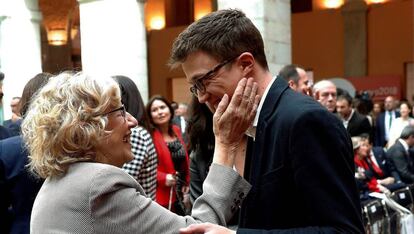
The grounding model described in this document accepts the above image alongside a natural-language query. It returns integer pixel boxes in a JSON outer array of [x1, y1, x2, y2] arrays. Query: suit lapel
[[247, 77, 289, 186]]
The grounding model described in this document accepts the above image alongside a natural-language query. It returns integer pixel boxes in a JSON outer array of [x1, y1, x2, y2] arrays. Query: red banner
[[347, 76, 402, 102]]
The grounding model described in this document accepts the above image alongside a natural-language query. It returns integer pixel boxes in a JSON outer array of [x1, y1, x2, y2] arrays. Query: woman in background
[[388, 102, 414, 148], [186, 96, 214, 204], [113, 75, 157, 200], [146, 95, 190, 215]]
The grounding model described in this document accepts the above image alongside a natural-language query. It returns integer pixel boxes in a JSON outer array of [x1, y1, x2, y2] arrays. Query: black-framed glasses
[[102, 105, 126, 120], [189, 56, 237, 96]]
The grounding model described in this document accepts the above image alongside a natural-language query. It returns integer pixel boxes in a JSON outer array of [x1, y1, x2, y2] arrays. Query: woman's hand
[[377, 177, 395, 185], [212, 78, 259, 167], [165, 173, 177, 187], [179, 223, 235, 234]]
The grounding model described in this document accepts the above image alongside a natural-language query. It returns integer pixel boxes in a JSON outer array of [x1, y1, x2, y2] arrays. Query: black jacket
[[388, 140, 414, 183], [238, 78, 364, 233]]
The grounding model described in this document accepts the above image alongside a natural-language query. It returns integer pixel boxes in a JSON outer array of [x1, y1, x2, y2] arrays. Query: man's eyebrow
[[189, 73, 205, 83]]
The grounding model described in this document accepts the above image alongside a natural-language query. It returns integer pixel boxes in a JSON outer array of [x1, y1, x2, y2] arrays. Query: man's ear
[[288, 80, 296, 89], [237, 52, 254, 75], [313, 91, 319, 100]]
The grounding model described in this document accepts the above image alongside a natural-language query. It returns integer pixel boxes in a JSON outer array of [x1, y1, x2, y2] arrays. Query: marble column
[[78, 0, 149, 101], [217, 0, 291, 75], [341, 0, 368, 77], [0, 0, 43, 120]]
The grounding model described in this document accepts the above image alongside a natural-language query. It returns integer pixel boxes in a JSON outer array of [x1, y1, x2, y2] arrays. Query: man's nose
[[197, 91, 209, 104]]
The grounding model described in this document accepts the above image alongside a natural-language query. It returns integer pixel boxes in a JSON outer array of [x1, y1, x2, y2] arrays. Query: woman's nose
[[126, 112, 138, 128]]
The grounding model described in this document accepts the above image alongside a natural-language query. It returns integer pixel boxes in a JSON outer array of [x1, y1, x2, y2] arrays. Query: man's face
[[296, 68, 311, 95], [182, 51, 242, 113], [10, 98, 20, 115], [316, 85, 337, 112], [384, 96, 395, 111], [336, 99, 352, 119]]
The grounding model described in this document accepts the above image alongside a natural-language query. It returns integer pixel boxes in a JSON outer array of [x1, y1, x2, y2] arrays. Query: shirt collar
[[398, 138, 410, 152], [252, 76, 277, 127], [245, 76, 277, 139]]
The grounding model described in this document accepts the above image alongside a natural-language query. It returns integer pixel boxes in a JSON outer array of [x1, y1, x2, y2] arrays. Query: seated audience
[[353, 134, 404, 196], [22, 72, 255, 233], [388, 125, 414, 184]]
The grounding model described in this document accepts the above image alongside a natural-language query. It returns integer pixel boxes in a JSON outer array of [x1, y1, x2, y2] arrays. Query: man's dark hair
[[279, 64, 299, 84], [400, 125, 414, 140], [337, 91, 353, 106], [20, 72, 53, 117], [0, 72, 4, 81], [169, 9, 268, 70]]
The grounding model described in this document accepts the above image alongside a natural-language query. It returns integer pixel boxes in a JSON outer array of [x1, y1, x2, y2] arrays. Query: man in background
[[278, 64, 311, 96], [375, 96, 400, 147], [336, 92, 372, 137], [3, 97, 22, 136], [313, 80, 337, 113]]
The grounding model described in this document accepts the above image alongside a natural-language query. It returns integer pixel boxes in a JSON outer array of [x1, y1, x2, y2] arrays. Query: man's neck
[[254, 70, 274, 97]]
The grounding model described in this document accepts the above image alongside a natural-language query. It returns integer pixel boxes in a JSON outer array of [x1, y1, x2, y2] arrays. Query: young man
[[170, 9, 364, 233]]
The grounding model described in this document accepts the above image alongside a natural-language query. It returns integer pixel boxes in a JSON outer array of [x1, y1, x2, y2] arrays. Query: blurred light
[[48, 29, 67, 46], [149, 16, 165, 30], [195, 11, 209, 21], [365, 0, 387, 4], [324, 0, 344, 9]]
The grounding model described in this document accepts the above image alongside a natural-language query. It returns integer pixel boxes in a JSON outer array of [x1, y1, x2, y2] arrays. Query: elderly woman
[[23, 72, 257, 233]]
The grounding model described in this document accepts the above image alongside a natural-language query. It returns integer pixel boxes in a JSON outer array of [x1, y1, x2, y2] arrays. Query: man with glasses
[[171, 9, 363, 233]]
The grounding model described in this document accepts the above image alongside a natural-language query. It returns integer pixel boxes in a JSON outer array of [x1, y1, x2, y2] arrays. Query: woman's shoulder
[[68, 163, 141, 192]]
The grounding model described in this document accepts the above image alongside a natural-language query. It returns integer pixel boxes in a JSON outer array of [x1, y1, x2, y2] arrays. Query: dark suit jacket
[[388, 140, 414, 183], [368, 147, 401, 182], [375, 111, 400, 147], [3, 119, 22, 137], [0, 136, 43, 234], [347, 111, 372, 137], [238, 78, 364, 233]]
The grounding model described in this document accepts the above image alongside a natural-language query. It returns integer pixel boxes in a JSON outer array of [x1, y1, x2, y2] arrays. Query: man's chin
[[206, 103, 216, 113]]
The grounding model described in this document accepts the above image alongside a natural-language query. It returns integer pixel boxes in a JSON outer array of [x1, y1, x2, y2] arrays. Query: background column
[[78, 0, 149, 101], [217, 0, 292, 75], [342, 0, 368, 77], [0, 0, 42, 120]]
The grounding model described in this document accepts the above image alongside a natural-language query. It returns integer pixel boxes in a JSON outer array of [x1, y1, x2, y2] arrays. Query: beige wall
[[292, 9, 345, 79], [147, 26, 188, 101], [292, 0, 413, 81], [147, 0, 413, 99]]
